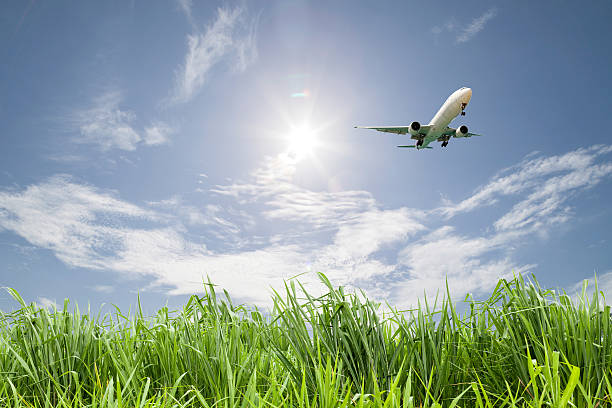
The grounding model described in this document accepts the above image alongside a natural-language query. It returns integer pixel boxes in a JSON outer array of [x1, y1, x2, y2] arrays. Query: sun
[[286, 124, 319, 159]]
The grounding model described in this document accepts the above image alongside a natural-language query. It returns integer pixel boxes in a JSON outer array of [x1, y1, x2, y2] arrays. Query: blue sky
[[1, 1, 612, 312]]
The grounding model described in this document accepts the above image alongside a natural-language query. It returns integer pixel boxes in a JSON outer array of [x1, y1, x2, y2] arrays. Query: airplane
[[355, 87, 481, 149]]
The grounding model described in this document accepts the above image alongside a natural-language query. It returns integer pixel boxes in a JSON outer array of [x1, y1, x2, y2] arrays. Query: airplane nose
[[464, 88, 472, 102]]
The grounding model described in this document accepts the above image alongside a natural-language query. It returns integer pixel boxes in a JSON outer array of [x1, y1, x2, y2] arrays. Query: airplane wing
[[355, 125, 432, 135]]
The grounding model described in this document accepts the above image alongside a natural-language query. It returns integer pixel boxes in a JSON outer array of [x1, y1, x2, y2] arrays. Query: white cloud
[[74, 91, 173, 151], [332, 209, 424, 260], [0, 175, 157, 270], [432, 20, 456, 35], [395, 145, 612, 307], [144, 122, 174, 146], [46, 154, 88, 163], [568, 271, 612, 302], [457, 8, 498, 43], [212, 153, 379, 228], [76, 91, 141, 151], [0, 177, 307, 306], [147, 196, 245, 243], [561, 272, 612, 315], [432, 9, 496, 44], [90, 285, 114, 294], [394, 226, 535, 308], [37, 297, 58, 310], [494, 162, 612, 231], [190, 146, 612, 304], [176, 0, 192, 21], [1, 146, 611, 309], [172, 6, 258, 103], [441, 145, 612, 219]]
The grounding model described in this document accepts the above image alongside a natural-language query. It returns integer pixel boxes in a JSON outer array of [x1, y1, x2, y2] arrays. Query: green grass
[[1, 273, 611, 407]]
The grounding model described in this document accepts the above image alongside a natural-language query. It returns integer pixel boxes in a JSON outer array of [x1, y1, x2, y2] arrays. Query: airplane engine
[[456, 125, 469, 137], [409, 121, 421, 136]]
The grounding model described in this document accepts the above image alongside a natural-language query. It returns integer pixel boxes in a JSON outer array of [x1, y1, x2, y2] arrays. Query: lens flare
[[290, 89, 310, 98]]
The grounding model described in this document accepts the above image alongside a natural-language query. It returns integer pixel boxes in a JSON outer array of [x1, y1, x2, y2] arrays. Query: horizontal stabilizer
[[455, 132, 483, 138], [397, 145, 416, 148]]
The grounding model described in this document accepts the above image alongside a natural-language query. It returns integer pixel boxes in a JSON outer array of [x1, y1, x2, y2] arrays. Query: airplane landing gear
[[461, 111, 466, 116], [416, 139, 423, 147], [461, 102, 467, 116], [442, 141, 448, 147]]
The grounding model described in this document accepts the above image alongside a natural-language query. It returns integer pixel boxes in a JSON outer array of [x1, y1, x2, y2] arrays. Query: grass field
[[1, 273, 611, 407]]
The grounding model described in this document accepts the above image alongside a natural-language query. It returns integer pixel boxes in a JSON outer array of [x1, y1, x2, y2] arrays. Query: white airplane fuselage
[[419, 87, 472, 148]]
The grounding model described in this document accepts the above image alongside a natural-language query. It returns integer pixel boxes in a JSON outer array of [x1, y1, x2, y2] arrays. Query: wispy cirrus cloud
[[0, 175, 157, 270], [74, 91, 174, 151], [433, 8, 498, 44], [212, 154, 380, 228], [457, 8, 498, 43], [90, 285, 114, 294], [147, 195, 250, 245], [394, 226, 535, 307], [144, 122, 174, 146], [1, 146, 611, 308], [431, 20, 456, 35], [75, 91, 140, 151], [440, 145, 612, 226], [171, 6, 259, 103], [176, 0, 193, 22], [569, 271, 612, 303]]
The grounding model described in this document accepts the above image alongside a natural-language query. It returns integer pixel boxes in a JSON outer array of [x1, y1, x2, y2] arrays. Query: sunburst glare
[[286, 124, 319, 160]]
